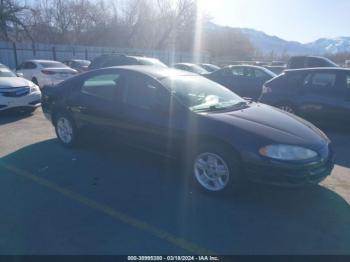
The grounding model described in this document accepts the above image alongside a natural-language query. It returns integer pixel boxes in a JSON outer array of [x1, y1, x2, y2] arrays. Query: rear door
[[335, 72, 350, 124], [66, 70, 124, 137], [298, 70, 344, 123]]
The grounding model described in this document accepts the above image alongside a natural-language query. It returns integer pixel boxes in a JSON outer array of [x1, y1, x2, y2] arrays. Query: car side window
[[123, 75, 159, 110], [307, 58, 324, 68], [289, 57, 305, 69], [81, 73, 121, 101], [346, 75, 350, 89], [24, 62, 37, 69], [309, 73, 336, 89]]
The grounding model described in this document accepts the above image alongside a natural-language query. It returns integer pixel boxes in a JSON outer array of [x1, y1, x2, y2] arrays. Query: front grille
[[0, 87, 30, 97]]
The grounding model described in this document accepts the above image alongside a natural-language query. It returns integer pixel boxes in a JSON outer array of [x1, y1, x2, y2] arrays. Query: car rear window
[[288, 57, 305, 69], [40, 61, 68, 68], [265, 74, 286, 88]]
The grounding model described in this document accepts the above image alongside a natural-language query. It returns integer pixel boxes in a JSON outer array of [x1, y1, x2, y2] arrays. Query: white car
[[16, 60, 77, 88], [0, 63, 41, 113]]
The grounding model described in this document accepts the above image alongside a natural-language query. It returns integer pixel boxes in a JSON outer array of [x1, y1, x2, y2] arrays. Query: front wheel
[[190, 144, 242, 194], [54, 113, 78, 147]]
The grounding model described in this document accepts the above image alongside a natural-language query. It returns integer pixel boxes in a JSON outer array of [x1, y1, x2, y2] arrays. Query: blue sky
[[202, 0, 350, 43]]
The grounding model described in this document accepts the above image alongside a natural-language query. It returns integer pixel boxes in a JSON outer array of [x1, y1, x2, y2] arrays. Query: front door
[[299, 71, 344, 124], [118, 72, 183, 156]]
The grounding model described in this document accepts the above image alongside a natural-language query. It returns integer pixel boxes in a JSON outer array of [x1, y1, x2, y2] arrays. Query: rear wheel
[[54, 113, 78, 147], [189, 143, 242, 194]]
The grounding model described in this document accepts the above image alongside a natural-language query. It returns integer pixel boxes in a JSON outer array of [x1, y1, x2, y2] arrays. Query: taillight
[[262, 84, 272, 94], [41, 70, 56, 75]]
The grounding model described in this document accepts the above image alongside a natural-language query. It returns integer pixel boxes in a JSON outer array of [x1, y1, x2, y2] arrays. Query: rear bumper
[[242, 146, 335, 187]]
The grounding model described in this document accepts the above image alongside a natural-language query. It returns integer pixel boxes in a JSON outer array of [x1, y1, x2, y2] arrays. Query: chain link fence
[[0, 41, 211, 69]]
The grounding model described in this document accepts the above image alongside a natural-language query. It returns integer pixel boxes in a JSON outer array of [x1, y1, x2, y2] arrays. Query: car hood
[[204, 103, 329, 149], [0, 77, 33, 89]]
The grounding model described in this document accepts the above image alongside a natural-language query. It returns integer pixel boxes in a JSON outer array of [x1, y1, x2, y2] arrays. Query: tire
[[187, 143, 242, 194], [24, 108, 37, 114], [276, 103, 296, 115], [54, 113, 78, 147]]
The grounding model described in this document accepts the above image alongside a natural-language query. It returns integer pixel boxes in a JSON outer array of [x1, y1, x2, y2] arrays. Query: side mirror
[[16, 72, 24, 78]]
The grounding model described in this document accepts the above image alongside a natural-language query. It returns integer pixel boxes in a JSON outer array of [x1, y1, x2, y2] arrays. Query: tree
[[0, 0, 32, 41]]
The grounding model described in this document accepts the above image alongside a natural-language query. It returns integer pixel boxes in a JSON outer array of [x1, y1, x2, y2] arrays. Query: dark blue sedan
[[42, 66, 334, 193], [206, 65, 276, 100]]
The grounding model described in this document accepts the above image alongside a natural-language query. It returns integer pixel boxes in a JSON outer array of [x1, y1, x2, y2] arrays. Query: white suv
[[16, 60, 77, 88]]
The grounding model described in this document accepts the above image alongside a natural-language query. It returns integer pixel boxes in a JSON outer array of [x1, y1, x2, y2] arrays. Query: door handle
[[78, 106, 88, 111], [71, 106, 88, 113]]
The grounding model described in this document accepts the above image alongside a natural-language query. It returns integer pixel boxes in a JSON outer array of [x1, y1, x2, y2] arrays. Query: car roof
[[26, 59, 62, 63], [289, 55, 329, 59], [174, 63, 196, 66], [226, 65, 267, 70], [285, 67, 350, 73], [104, 65, 197, 79]]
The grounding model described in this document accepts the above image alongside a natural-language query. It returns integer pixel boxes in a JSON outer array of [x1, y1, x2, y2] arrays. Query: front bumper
[[0, 91, 42, 111], [242, 145, 335, 187]]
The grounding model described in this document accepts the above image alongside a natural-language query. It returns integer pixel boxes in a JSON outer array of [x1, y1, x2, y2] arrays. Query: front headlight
[[259, 144, 318, 161], [29, 83, 40, 93]]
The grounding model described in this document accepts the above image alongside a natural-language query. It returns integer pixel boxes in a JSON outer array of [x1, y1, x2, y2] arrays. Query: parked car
[[287, 56, 338, 69], [199, 63, 220, 72], [345, 60, 350, 68], [42, 66, 334, 193], [88, 54, 167, 70], [259, 68, 350, 127], [173, 63, 209, 74], [0, 63, 41, 113], [265, 65, 286, 75], [205, 65, 276, 100], [16, 60, 77, 88], [63, 59, 90, 73]]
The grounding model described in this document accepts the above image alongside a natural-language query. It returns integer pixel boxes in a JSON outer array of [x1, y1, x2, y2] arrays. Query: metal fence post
[[85, 48, 88, 60], [52, 46, 56, 60], [12, 42, 18, 69], [32, 43, 36, 56]]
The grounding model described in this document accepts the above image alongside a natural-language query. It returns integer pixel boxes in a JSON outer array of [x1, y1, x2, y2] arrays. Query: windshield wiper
[[193, 101, 249, 112]]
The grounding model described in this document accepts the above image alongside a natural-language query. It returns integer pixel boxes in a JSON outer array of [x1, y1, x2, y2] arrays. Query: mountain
[[238, 28, 312, 55], [206, 23, 350, 55], [305, 37, 350, 54]]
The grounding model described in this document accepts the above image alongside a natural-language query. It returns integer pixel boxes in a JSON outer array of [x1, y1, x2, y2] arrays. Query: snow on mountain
[[305, 37, 350, 54]]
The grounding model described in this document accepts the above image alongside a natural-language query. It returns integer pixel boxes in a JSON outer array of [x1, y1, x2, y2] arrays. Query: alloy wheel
[[194, 152, 230, 191]]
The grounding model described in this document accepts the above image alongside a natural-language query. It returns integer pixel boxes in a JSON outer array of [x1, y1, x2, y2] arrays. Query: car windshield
[[323, 58, 338, 67], [189, 65, 208, 74], [75, 60, 90, 66], [39, 61, 68, 68], [262, 67, 277, 77], [137, 58, 167, 68], [0, 69, 16, 77], [160, 75, 245, 112], [202, 64, 220, 71]]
